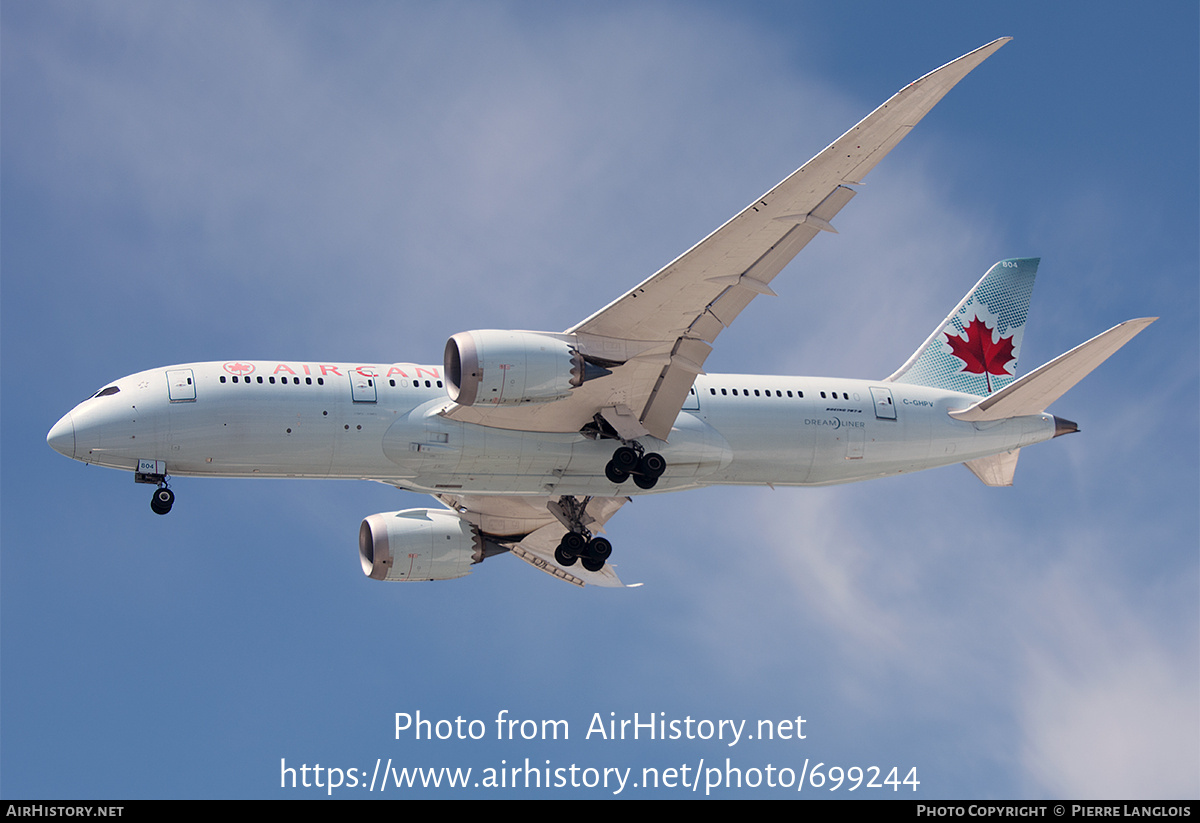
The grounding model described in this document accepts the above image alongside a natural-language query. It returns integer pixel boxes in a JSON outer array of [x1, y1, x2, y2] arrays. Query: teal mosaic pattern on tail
[[888, 258, 1039, 396]]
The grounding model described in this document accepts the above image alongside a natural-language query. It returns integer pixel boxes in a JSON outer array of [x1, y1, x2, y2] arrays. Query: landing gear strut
[[150, 484, 174, 515], [604, 444, 666, 489]]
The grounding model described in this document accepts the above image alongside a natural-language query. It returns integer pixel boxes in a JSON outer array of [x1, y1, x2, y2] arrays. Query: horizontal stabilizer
[[950, 318, 1156, 422], [963, 449, 1020, 486]]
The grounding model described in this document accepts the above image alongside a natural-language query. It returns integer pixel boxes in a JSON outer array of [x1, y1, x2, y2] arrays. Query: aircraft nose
[[47, 412, 75, 459]]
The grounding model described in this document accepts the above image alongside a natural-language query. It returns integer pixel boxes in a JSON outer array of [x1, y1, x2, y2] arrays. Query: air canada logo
[[223, 361, 255, 376], [944, 317, 1015, 394]]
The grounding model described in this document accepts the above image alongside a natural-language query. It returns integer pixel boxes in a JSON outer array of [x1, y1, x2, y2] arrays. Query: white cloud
[[1017, 562, 1199, 798]]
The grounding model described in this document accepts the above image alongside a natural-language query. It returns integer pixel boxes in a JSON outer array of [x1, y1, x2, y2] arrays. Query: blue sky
[[3, 1, 1197, 799]]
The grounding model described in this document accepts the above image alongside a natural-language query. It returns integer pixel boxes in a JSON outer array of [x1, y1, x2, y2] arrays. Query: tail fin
[[888, 258, 1039, 395]]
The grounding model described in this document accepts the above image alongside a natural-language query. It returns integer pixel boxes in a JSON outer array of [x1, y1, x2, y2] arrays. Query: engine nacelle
[[444, 330, 609, 406], [359, 509, 482, 581]]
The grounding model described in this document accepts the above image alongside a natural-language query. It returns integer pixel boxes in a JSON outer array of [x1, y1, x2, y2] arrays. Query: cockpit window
[[90, 386, 120, 399]]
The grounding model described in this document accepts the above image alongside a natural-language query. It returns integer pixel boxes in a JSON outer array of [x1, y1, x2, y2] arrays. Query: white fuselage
[[48, 360, 1056, 497]]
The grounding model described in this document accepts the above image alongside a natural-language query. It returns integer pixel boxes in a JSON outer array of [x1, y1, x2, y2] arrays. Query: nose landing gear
[[136, 460, 174, 515]]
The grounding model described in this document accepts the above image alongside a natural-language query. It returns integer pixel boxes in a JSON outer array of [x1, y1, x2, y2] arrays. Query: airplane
[[46, 38, 1155, 588]]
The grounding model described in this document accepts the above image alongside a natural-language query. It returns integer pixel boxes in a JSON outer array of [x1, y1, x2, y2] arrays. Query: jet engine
[[359, 508, 483, 581], [444, 330, 610, 406]]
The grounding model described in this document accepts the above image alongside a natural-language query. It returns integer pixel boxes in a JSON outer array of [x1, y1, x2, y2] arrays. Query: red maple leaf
[[224, 361, 255, 376], [944, 317, 1015, 394]]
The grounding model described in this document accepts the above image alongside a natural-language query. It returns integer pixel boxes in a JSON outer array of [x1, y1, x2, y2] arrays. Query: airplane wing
[[443, 38, 1010, 440], [433, 492, 636, 587]]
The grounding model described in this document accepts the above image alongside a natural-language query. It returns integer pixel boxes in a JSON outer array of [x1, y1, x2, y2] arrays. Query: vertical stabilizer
[[888, 258, 1039, 395]]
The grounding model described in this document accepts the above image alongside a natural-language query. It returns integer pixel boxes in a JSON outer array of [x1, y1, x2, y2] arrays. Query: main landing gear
[[549, 495, 613, 573], [150, 484, 174, 515], [580, 413, 667, 490], [553, 531, 612, 573], [604, 444, 666, 489]]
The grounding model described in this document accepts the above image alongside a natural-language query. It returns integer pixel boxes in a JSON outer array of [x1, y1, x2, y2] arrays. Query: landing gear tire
[[588, 537, 612, 561], [639, 452, 666, 478], [562, 531, 586, 555], [605, 461, 630, 484], [555, 531, 587, 566], [554, 542, 578, 567], [581, 556, 605, 573], [612, 446, 639, 471], [150, 486, 175, 515], [633, 473, 658, 490]]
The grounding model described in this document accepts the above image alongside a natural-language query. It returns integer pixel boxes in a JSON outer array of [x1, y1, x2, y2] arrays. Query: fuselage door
[[870, 386, 896, 420], [166, 369, 196, 402], [350, 369, 378, 403]]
